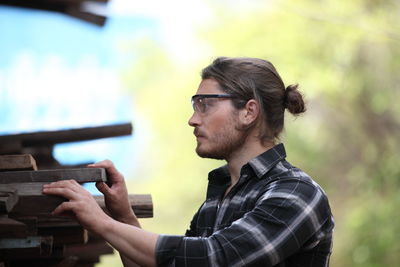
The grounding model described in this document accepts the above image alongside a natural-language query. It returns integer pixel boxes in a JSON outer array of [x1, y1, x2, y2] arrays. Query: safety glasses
[[191, 94, 235, 113]]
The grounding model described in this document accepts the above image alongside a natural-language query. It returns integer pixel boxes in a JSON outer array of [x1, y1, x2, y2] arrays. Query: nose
[[188, 111, 201, 127]]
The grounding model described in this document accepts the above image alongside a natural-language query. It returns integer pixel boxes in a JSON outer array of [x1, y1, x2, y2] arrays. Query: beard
[[195, 123, 248, 160]]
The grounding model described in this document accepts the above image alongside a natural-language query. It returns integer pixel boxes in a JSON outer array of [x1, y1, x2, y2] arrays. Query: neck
[[226, 137, 274, 186]]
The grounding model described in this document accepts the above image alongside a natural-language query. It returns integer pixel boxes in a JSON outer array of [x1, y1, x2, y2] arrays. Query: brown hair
[[201, 57, 306, 141]]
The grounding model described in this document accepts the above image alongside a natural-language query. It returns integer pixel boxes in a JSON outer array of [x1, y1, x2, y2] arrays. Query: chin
[[196, 146, 225, 160]]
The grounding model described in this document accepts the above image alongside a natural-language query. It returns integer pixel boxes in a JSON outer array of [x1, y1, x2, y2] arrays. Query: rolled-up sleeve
[[156, 235, 210, 267]]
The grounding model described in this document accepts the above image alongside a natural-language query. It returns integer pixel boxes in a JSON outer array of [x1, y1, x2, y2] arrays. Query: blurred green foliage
[[99, 0, 400, 266]]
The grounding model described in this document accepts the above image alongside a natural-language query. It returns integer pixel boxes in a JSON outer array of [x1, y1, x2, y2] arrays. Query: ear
[[239, 99, 260, 126]]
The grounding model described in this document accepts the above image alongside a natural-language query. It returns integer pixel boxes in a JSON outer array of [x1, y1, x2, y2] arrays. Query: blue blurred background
[[1, 0, 399, 266]]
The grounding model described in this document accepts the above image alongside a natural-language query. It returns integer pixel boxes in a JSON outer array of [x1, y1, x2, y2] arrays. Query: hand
[[42, 180, 112, 235], [89, 160, 138, 226]]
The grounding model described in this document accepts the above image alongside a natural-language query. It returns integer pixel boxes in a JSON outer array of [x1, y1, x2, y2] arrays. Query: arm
[[90, 160, 141, 266], [43, 179, 158, 266]]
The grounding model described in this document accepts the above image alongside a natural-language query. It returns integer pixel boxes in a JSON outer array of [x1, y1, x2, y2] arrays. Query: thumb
[[96, 182, 111, 195]]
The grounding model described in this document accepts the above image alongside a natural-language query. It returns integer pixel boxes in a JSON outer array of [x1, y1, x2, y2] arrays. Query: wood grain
[[0, 155, 37, 171], [0, 168, 107, 184]]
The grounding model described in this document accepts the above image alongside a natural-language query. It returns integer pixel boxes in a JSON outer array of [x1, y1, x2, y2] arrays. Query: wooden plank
[[0, 168, 107, 184], [0, 182, 57, 196], [0, 189, 19, 213], [11, 195, 67, 215], [5, 256, 70, 267], [0, 236, 53, 259], [95, 194, 153, 218], [38, 225, 88, 245], [75, 263, 95, 267], [36, 216, 80, 227], [13, 216, 38, 236], [66, 8, 107, 26], [0, 154, 37, 172], [56, 256, 79, 267], [40, 236, 54, 256], [0, 217, 27, 238], [0, 141, 21, 155], [0, 123, 132, 147], [65, 240, 114, 262], [0, 0, 109, 27], [1, 183, 152, 218], [0, 183, 66, 215]]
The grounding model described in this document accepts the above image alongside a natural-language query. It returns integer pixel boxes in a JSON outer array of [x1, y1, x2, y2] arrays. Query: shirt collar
[[208, 143, 287, 186], [206, 144, 286, 199], [248, 143, 286, 179]]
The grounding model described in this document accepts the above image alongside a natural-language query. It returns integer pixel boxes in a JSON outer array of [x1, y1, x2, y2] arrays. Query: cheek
[[210, 116, 238, 137]]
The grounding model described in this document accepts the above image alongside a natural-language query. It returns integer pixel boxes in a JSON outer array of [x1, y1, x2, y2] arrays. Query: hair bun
[[284, 84, 306, 115]]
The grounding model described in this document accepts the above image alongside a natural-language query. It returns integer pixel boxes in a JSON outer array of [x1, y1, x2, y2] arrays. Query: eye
[[192, 97, 206, 112], [198, 98, 208, 113]]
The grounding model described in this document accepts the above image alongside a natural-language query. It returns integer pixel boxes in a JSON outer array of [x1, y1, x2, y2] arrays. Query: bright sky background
[[0, 0, 210, 186]]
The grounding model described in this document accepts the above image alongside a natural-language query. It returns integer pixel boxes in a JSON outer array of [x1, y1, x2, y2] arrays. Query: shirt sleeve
[[155, 179, 333, 267]]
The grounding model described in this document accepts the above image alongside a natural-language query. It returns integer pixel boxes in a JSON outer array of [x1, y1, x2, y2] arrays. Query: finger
[[88, 159, 114, 169], [89, 160, 122, 180], [52, 201, 76, 216], [52, 202, 79, 221], [43, 179, 81, 191], [43, 185, 81, 200]]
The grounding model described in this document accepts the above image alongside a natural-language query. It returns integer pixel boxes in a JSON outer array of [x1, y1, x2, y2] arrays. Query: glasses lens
[[191, 94, 234, 113], [192, 97, 206, 113]]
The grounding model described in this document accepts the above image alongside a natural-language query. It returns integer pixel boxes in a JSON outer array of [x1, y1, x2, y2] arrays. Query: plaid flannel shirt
[[156, 143, 334, 266]]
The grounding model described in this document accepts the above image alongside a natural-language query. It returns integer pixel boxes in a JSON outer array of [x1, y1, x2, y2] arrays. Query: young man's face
[[188, 78, 247, 160]]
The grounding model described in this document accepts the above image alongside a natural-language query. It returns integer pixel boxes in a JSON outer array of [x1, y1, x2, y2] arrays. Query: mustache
[[194, 128, 206, 137]]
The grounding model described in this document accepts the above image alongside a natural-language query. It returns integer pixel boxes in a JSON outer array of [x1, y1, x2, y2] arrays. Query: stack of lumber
[[0, 123, 133, 170], [0, 154, 153, 266]]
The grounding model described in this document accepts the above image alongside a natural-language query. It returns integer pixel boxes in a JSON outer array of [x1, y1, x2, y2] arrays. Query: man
[[43, 57, 334, 266]]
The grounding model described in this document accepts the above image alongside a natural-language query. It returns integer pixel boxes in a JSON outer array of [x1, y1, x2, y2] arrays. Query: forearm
[[121, 254, 142, 267], [113, 212, 141, 228], [117, 216, 143, 266], [101, 219, 159, 267]]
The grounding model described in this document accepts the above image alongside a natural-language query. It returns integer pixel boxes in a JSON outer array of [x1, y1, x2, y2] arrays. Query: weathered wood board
[[0, 217, 27, 238], [0, 154, 37, 171], [0, 123, 132, 147], [0, 182, 152, 218], [0, 236, 53, 259], [95, 194, 153, 218], [0, 190, 19, 213], [0, 168, 107, 184]]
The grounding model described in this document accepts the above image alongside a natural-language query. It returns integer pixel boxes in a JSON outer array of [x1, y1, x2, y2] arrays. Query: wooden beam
[[13, 216, 38, 236], [66, 8, 106, 26], [0, 141, 22, 155], [0, 236, 53, 259], [0, 168, 107, 184], [0, 123, 133, 148], [38, 225, 88, 245], [95, 194, 153, 218], [1, 183, 153, 218], [0, 183, 66, 215], [0, 0, 109, 27], [0, 154, 37, 171], [0, 217, 27, 238], [55, 256, 79, 267], [0, 190, 19, 213], [65, 240, 114, 262]]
